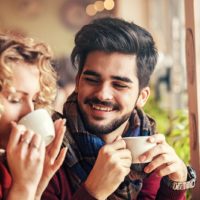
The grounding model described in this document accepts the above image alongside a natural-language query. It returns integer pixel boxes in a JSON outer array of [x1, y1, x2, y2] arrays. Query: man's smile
[[91, 104, 113, 112]]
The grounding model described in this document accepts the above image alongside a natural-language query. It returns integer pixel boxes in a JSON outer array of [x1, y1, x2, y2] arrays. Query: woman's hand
[[35, 119, 67, 200], [6, 122, 45, 200]]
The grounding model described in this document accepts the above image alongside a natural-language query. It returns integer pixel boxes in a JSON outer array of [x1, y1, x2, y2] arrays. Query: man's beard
[[81, 112, 131, 135], [79, 97, 132, 135]]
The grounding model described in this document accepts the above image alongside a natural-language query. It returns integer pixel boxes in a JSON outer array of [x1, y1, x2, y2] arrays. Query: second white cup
[[123, 136, 156, 163]]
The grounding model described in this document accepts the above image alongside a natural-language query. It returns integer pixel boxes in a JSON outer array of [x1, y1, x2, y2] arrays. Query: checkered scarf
[[61, 92, 157, 200]]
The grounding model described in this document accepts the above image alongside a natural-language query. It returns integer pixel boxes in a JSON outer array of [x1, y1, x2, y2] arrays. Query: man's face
[[76, 51, 149, 135]]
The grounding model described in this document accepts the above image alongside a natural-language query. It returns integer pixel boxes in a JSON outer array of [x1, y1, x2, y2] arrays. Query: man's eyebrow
[[111, 76, 133, 83], [82, 70, 100, 77], [82, 70, 133, 83]]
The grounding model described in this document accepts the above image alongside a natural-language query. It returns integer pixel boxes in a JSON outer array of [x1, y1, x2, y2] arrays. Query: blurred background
[[0, 0, 187, 110], [0, 0, 193, 197]]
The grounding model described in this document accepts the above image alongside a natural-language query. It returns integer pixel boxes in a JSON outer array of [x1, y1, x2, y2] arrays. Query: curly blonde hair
[[0, 31, 57, 114]]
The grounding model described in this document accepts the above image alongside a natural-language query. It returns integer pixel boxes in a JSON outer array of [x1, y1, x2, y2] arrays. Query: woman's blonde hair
[[0, 31, 57, 114]]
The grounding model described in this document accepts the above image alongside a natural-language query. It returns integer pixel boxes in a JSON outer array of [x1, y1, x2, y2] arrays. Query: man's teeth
[[92, 104, 112, 111]]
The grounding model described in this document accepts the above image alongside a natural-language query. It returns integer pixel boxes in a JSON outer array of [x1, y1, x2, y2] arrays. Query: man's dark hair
[[71, 17, 158, 90]]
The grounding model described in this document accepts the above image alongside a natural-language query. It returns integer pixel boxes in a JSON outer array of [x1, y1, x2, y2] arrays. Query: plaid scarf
[[61, 92, 157, 200]]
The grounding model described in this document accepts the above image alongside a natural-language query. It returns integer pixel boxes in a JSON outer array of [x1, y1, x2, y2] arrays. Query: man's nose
[[95, 84, 113, 101]]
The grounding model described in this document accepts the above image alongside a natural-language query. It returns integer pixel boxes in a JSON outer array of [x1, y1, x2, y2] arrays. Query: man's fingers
[[139, 143, 174, 163], [147, 134, 166, 144], [144, 153, 174, 173], [156, 162, 178, 177], [115, 149, 132, 160], [120, 158, 132, 168], [108, 139, 126, 150]]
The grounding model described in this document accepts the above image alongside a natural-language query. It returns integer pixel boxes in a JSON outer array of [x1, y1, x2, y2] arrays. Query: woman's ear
[[136, 87, 150, 108]]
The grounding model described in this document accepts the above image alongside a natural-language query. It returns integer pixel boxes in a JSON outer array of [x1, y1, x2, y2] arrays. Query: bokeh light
[[94, 1, 104, 12], [104, 0, 115, 11], [86, 4, 97, 16]]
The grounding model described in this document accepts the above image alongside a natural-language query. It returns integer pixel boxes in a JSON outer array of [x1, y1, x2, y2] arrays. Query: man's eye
[[84, 77, 99, 83], [114, 83, 128, 89]]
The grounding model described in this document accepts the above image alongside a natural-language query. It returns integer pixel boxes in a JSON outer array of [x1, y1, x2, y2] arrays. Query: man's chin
[[87, 120, 111, 129], [85, 122, 117, 135]]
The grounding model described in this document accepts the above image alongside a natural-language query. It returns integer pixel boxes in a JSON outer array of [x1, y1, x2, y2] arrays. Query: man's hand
[[139, 134, 187, 182], [84, 138, 132, 200]]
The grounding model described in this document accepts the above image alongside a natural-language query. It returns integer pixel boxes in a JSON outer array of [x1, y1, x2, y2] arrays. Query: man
[[43, 17, 196, 200]]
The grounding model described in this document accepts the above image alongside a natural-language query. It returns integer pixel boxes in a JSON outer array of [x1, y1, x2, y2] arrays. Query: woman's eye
[[8, 97, 22, 103]]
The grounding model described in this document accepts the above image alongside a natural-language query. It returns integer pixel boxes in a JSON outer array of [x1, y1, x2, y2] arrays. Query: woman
[[0, 32, 67, 200]]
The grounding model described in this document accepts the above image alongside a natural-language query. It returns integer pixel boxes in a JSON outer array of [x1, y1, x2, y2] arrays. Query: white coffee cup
[[123, 136, 156, 163], [18, 108, 55, 146]]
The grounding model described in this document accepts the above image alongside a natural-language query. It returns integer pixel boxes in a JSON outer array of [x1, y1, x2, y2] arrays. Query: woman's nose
[[20, 100, 34, 118]]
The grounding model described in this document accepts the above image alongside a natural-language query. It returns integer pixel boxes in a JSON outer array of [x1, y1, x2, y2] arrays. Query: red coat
[[0, 162, 12, 200], [42, 165, 186, 200]]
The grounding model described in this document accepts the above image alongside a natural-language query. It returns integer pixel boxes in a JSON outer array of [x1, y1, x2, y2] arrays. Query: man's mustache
[[84, 97, 120, 110]]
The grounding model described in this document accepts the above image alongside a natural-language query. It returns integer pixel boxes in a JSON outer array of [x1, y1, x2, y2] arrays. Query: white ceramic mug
[[18, 108, 55, 146], [123, 136, 156, 163]]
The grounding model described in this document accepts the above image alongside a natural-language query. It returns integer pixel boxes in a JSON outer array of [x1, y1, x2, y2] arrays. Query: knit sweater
[[42, 165, 186, 200]]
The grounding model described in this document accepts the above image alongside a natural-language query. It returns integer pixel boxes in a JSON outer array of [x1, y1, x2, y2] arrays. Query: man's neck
[[100, 120, 129, 144]]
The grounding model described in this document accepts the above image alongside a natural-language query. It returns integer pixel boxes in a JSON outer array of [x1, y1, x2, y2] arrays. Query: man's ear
[[74, 73, 81, 93], [136, 87, 150, 108]]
